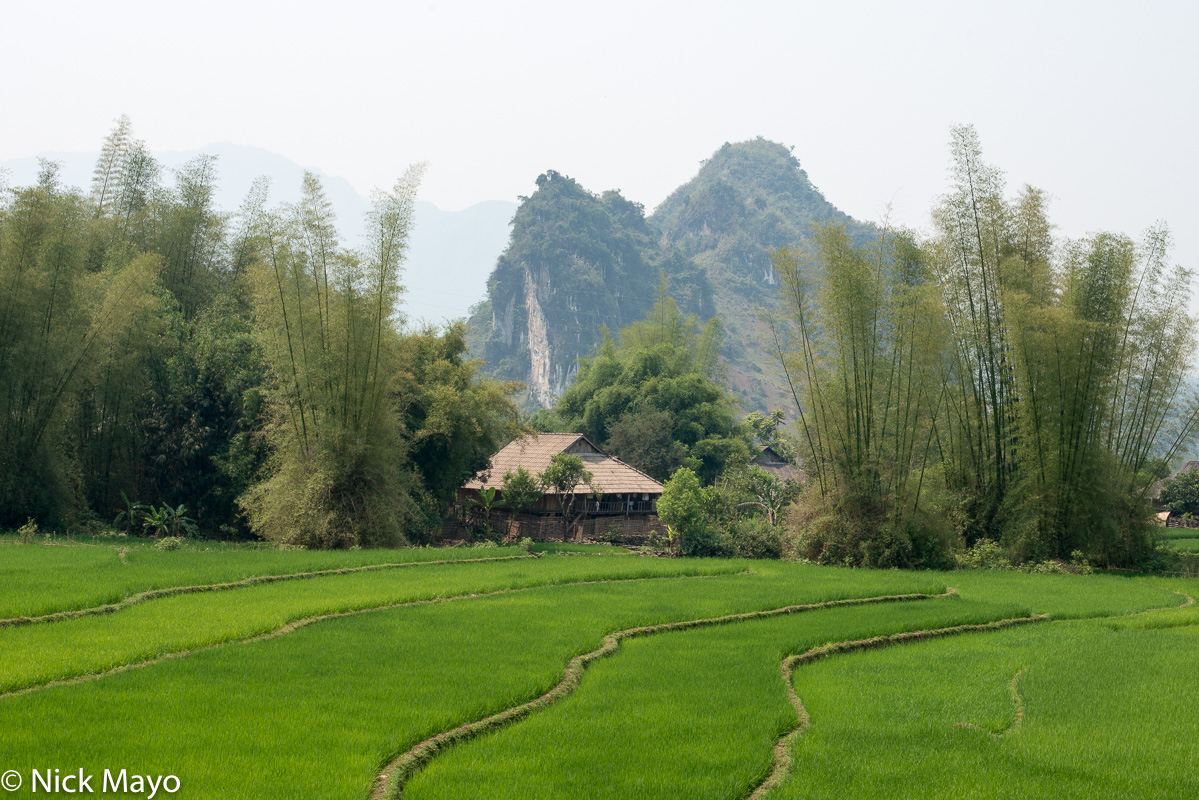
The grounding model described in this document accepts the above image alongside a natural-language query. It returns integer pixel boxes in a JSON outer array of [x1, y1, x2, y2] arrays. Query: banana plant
[[142, 504, 198, 538], [471, 487, 501, 540], [113, 492, 149, 533]]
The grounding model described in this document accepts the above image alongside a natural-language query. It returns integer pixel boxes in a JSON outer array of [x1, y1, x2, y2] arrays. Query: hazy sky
[[4, 0, 1196, 271]]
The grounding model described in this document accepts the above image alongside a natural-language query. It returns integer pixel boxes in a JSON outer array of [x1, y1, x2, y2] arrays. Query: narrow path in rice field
[[759, 583, 1198, 799], [747, 617, 1046, 800], [0, 554, 539, 627], [0, 543, 534, 619], [0, 562, 741, 698], [394, 572, 1180, 800], [951, 666, 1028, 738], [0, 564, 946, 800], [752, 585, 1194, 796], [371, 589, 959, 800], [768, 586, 1199, 800]]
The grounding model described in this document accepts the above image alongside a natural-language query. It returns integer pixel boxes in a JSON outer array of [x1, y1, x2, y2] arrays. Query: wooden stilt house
[[452, 433, 664, 541]]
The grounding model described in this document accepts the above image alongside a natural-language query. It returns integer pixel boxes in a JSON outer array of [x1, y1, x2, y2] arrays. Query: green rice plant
[[1167, 538, 1199, 552], [0, 557, 745, 694], [776, 617, 1199, 799], [529, 542, 633, 555], [1106, 576, 1199, 629], [0, 543, 532, 619], [0, 554, 1185, 800], [949, 569, 1179, 619], [1108, 602, 1199, 630], [398, 569, 1177, 800], [1127, 575, 1199, 596], [401, 596, 1024, 800], [0, 564, 945, 800], [1156, 527, 1199, 540]]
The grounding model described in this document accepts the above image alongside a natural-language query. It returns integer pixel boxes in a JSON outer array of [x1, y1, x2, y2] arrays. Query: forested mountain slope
[[651, 138, 874, 411], [467, 170, 711, 408]]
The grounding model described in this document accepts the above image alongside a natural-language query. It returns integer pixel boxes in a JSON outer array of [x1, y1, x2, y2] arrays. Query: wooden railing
[[580, 499, 657, 514]]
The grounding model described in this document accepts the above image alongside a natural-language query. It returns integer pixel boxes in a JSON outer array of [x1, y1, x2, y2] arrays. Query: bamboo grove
[[0, 118, 520, 545], [773, 126, 1198, 568]]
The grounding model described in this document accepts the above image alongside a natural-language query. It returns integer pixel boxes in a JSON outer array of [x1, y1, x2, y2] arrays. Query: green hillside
[[651, 138, 874, 411], [467, 170, 710, 408], [470, 140, 875, 413]]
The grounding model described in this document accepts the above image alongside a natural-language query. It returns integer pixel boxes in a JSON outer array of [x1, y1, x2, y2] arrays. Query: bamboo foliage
[[0, 164, 161, 522], [241, 166, 429, 547], [1, 122, 514, 540], [771, 224, 946, 521], [928, 125, 1017, 524], [776, 126, 1198, 566]]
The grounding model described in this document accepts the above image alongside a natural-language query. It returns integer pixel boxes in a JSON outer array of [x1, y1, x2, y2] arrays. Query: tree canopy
[[0, 118, 520, 545], [541, 283, 750, 483]]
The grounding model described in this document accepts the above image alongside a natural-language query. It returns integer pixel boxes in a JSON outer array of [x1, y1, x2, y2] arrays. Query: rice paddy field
[[1158, 526, 1199, 553], [1, 540, 1195, 799]]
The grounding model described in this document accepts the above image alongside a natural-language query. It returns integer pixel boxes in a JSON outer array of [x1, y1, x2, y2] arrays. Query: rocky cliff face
[[469, 143, 870, 413], [468, 170, 712, 409]]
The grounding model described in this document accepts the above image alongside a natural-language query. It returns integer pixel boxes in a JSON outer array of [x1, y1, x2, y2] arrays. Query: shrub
[[645, 527, 678, 554], [955, 538, 1012, 570], [154, 536, 186, 551], [782, 489, 956, 569], [501, 467, 541, 515], [659, 468, 715, 556], [1020, 559, 1075, 575], [679, 523, 724, 557], [1175, 550, 1199, 576], [17, 518, 39, 544], [1160, 469, 1199, 516], [724, 516, 781, 559]]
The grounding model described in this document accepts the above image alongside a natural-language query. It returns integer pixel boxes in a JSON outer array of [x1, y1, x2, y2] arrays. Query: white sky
[[3, 0, 1196, 275]]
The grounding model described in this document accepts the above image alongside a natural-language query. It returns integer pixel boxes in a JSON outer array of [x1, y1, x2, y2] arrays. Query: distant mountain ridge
[[0, 144, 516, 325], [5, 138, 873, 411], [466, 170, 712, 408], [467, 138, 873, 413]]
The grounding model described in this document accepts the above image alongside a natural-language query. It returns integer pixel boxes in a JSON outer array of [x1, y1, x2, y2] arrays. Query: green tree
[[0, 161, 161, 526], [538, 452, 594, 539], [498, 465, 542, 540], [745, 409, 794, 461], [1, 120, 521, 542], [550, 283, 750, 482], [501, 466, 541, 514], [657, 467, 717, 555], [241, 166, 429, 547], [395, 322, 521, 519], [774, 126, 1198, 568], [1161, 471, 1199, 517], [771, 222, 949, 567]]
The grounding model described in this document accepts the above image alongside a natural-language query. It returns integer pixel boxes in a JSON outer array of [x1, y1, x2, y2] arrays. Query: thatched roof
[[464, 433, 663, 495]]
